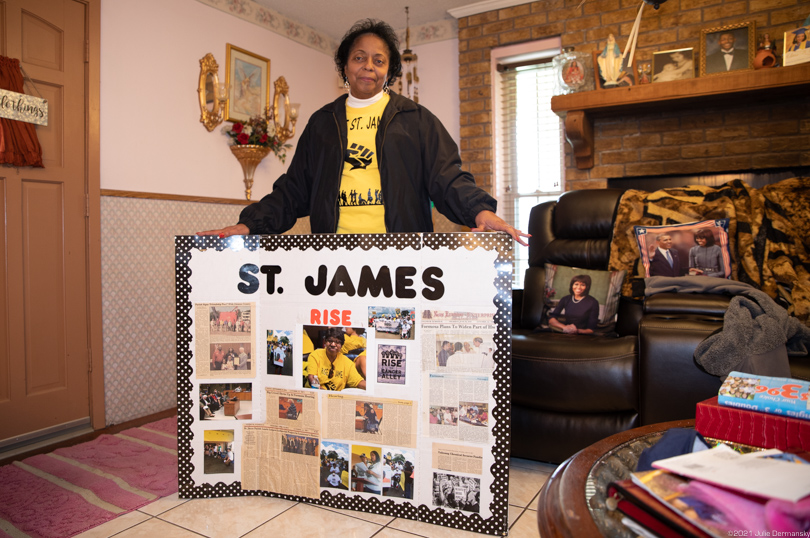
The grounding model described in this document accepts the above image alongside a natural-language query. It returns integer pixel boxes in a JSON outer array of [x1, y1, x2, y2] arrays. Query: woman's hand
[[196, 224, 250, 238], [472, 210, 531, 247]]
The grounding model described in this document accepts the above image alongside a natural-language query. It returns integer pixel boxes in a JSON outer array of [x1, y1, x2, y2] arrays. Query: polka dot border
[[174, 234, 511, 535]]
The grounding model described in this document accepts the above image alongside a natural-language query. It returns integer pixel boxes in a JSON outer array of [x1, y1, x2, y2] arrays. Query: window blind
[[498, 60, 564, 287]]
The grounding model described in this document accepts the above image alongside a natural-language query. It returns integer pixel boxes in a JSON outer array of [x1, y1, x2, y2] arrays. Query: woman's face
[[572, 281, 586, 297], [344, 33, 390, 99], [670, 52, 684, 64], [696, 236, 707, 246]]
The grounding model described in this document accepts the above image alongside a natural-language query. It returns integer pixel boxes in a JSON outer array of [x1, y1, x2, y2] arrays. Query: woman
[[364, 451, 382, 494], [306, 327, 366, 391], [547, 274, 600, 334], [363, 402, 380, 433], [688, 229, 724, 277], [198, 19, 527, 246], [790, 28, 808, 51]]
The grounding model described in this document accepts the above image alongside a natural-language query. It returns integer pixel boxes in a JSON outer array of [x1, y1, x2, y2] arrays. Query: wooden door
[[0, 0, 95, 443]]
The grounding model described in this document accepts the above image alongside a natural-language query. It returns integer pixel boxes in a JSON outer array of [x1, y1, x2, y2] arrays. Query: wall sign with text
[[0, 89, 47, 126], [176, 233, 512, 535]]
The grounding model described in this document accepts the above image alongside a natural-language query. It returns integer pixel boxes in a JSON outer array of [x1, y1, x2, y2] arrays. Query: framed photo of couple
[[699, 22, 756, 77]]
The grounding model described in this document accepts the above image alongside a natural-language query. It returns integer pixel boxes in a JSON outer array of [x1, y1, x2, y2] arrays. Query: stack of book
[[696, 372, 810, 451], [607, 372, 810, 537]]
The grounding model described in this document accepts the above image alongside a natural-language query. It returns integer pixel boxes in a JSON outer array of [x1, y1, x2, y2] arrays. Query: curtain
[[0, 56, 43, 167]]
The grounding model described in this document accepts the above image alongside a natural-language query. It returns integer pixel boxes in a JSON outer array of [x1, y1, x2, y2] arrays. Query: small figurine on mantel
[[598, 34, 623, 85], [754, 32, 778, 69], [597, 34, 634, 88]]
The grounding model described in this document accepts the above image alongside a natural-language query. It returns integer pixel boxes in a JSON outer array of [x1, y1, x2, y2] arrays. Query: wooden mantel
[[551, 64, 810, 169]]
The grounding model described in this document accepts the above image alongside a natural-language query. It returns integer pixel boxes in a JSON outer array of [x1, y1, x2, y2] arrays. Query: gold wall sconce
[[198, 53, 223, 131], [272, 76, 300, 145]]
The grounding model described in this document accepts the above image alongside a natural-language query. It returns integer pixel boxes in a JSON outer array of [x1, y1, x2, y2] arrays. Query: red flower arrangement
[[222, 114, 292, 163]]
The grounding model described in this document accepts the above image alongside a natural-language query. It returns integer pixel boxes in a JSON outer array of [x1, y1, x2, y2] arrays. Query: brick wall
[[457, 0, 810, 191]]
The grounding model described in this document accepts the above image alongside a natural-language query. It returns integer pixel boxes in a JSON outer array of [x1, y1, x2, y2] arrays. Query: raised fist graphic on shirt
[[345, 143, 373, 170]]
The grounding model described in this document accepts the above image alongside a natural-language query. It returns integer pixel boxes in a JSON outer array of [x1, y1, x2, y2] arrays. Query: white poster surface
[[176, 233, 511, 535]]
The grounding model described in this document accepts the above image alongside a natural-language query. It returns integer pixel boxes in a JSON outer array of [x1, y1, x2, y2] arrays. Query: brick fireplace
[[455, 0, 810, 192]]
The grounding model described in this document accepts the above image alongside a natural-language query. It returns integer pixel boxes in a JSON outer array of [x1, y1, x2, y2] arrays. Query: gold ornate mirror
[[198, 53, 222, 132]]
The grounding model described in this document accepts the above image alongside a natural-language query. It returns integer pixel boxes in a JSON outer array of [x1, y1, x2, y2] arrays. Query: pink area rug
[[0, 416, 177, 538]]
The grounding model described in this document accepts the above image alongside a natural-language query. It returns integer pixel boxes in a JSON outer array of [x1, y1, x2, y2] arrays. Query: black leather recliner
[[512, 188, 810, 464], [512, 189, 640, 464]]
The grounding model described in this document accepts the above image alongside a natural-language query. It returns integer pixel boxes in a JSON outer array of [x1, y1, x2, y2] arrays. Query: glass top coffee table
[[535, 419, 694, 537]]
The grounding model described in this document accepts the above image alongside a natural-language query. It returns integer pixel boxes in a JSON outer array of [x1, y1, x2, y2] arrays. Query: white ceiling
[[251, 0, 478, 41]]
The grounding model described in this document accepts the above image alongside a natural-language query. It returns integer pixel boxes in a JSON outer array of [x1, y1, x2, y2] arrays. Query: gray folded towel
[[694, 288, 810, 377]]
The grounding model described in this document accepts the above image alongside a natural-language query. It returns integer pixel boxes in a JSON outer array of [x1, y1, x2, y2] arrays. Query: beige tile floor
[[75, 458, 557, 538]]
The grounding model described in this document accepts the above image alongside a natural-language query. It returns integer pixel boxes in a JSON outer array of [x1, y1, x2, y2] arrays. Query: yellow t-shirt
[[306, 348, 364, 391], [337, 94, 389, 234], [302, 329, 315, 355], [341, 334, 366, 354]]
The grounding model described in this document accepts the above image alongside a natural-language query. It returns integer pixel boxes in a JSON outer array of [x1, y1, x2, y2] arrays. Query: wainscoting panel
[[100, 197, 277, 424]]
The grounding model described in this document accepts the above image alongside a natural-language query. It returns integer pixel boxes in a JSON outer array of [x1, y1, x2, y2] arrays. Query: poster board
[[176, 233, 512, 535]]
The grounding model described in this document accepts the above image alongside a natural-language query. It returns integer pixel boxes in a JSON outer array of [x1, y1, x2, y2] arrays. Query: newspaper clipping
[[432, 443, 484, 475], [425, 373, 491, 444], [195, 303, 256, 379], [421, 309, 496, 373], [323, 394, 418, 448], [240, 388, 321, 498]]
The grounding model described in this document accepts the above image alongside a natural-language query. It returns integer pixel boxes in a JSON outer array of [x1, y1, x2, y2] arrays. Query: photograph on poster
[[351, 445, 383, 494], [382, 447, 415, 499], [199, 383, 252, 421], [278, 397, 303, 420], [356, 401, 383, 434], [377, 345, 406, 385], [429, 406, 459, 426], [433, 473, 481, 513], [208, 343, 253, 372], [281, 434, 319, 456], [195, 303, 256, 380], [435, 334, 495, 369], [320, 440, 350, 490], [368, 306, 415, 340], [459, 402, 488, 427], [303, 326, 366, 391], [209, 304, 252, 335], [268, 330, 293, 376], [203, 430, 234, 474]]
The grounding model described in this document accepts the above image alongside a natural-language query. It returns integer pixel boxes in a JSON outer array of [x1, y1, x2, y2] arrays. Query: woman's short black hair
[[693, 228, 716, 246], [323, 327, 345, 346], [335, 19, 402, 85], [569, 274, 592, 296]]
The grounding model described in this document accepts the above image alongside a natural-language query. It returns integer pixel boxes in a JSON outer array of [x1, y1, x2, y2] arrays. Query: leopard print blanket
[[607, 178, 810, 325]]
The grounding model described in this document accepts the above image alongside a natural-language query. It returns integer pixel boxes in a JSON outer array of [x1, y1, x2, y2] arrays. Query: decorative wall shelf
[[550, 64, 810, 169]]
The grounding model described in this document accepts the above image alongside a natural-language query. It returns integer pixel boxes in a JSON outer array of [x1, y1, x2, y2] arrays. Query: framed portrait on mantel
[[783, 25, 810, 66], [224, 44, 271, 123], [700, 22, 755, 77], [652, 48, 695, 83]]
